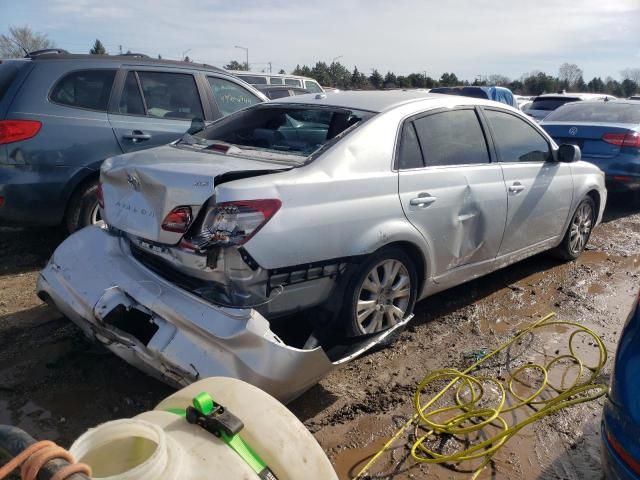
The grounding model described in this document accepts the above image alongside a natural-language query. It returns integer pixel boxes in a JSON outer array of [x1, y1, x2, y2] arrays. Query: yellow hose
[[353, 313, 608, 479]]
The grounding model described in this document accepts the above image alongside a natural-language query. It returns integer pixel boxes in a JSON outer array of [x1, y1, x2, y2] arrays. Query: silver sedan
[[38, 91, 607, 401]]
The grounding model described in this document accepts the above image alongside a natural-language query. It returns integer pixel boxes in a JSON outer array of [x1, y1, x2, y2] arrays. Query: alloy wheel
[[569, 202, 593, 255], [90, 203, 102, 224], [355, 259, 411, 334]]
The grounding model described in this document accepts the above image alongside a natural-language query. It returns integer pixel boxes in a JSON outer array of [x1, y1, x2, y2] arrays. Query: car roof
[[534, 92, 613, 100], [21, 53, 226, 73], [227, 70, 319, 82], [270, 90, 501, 113]]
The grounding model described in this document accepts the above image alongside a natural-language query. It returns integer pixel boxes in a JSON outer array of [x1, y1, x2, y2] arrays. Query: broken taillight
[[161, 206, 193, 233], [200, 199, 281, 246], [96, 183, 104, 208]]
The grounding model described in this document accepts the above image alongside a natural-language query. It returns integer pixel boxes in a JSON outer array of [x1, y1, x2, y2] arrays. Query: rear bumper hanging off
[[37, 226, 409, 402]]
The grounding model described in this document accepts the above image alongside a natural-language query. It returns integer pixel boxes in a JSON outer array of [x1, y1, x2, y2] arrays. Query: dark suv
[[0, 51, 267, 231]]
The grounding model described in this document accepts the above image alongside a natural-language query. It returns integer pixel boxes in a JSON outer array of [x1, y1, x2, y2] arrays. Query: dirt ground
[[1, 195, 639, 479]]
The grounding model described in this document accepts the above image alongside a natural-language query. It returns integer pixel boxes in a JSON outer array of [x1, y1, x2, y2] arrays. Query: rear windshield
[[0, 61, 26, 102], [544, 102, 640, 124], [237, 75, 268, 85], [530, 97, 581, 111], [187, 104, 375, 160]]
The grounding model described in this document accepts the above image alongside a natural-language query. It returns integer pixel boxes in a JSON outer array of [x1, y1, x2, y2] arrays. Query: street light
[[235, 45, 249, 71]]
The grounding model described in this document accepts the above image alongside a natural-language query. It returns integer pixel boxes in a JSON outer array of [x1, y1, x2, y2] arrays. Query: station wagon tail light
[[602, 132, 640, 148], [162, 206, 193, 233], [0, 120, 41, 145], [204, 199, 281, 246]]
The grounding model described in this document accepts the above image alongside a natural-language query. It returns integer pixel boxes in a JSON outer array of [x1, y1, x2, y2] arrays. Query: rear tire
[[343, 247, 418, 337], [65, 179, 101, 233], [552, 197, 595, 261]]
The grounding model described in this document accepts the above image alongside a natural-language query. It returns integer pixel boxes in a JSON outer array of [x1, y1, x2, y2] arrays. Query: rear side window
[[285, 78, 302, 87], [412, 109, 490, 166], [485, 109, 550, 162], [208, 77, 261, 116], [304, 81, 323, 93], [137, 71, 203, 120], [397, 122, 424, 169], [269, 77, 283, 85], [238, 75, 267, 85], [50, 69, 116, 111], [0, 61, 25, 102]]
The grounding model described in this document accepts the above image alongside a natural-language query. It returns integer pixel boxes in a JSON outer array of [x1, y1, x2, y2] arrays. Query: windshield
[[544, 102, 640, 124], [186, 104, 375, 158], [529, 97, 581, 111]]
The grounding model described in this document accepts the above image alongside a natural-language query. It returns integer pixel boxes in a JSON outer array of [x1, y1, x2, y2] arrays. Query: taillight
[[161, 206, 193, 233], [602, 132, 640, 148], [0, 120, 41, 145], [96, 183, 104, 208], [607, 431, 640, 475], [202, 199, 281, 246]]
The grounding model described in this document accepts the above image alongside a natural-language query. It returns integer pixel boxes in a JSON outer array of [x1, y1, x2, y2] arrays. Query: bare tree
[[0, 25, 55, 58], [558, 63, 584, 89], [485, 74, 511, 86], [620, 68, 640, 85]]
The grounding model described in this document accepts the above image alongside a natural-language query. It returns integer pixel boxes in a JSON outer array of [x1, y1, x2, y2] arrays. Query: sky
[[2, 0, 639, 81]]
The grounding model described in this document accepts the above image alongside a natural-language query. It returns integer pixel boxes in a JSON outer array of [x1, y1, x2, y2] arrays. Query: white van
[[227, 71, 324, 93]]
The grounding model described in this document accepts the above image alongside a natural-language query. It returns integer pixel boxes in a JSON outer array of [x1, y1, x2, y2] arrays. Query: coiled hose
[[0, 426, 91, 480], [354, 312, 608, 479]]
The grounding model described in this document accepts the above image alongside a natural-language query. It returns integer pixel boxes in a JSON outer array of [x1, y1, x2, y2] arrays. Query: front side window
[[208, 77, 261, 116], [285, 78, 302, 87], [485, 109, 550, 162], [304, 80, 323, 93], [412, 109, 490, 167], [187, 105, 374, 160], [136, 71, 203, 120], [50, 69, 116, 111]]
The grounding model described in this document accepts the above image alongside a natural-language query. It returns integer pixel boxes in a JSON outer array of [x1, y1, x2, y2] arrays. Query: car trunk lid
[[541, 122, 637, 158], [100, 144, 291, 244]]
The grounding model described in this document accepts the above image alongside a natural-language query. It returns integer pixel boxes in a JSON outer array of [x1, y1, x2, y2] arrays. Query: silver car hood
[[101, 145, 291, 244]]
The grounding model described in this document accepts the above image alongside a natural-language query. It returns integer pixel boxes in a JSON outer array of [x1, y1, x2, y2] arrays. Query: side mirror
[[557, 144, 581, 163]]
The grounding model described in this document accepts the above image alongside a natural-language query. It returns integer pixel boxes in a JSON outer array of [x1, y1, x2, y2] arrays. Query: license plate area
[[102, 305, 159, 346]]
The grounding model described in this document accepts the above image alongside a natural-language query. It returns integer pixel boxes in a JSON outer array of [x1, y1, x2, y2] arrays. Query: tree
[[224, 60, 247, 71], [439, 72, 459, 86], [523, 71, 557, 95], [620, 68, 640, 85], [0, 25, 55, 58], [383, 71, 397, 89], [587, 77, 605, 93], [558, 63, 583, 89], [485, 74, 511, 86], [278, 69, 286, 74], [368, 69, 384, 89], [183, 56, 192, 63], [621, 79, 638, 97], [90, 39, 106, 55]]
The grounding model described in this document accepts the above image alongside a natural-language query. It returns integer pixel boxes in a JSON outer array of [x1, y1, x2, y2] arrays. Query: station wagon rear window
[[186, 104, 374, 159], [530, 97, 581, 111], [50, 69, 116, 111]]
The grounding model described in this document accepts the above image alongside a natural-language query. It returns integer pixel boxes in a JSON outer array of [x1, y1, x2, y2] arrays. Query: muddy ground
[[1, 195, 639, 479]]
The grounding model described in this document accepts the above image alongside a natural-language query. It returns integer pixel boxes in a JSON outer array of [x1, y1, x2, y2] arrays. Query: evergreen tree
[[278, 69, 286, 74], [369, 69, 384, 89], [90, 39, 106, 55]]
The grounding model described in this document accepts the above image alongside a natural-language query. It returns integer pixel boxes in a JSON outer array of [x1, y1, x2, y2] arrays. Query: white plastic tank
[[69, 377, 338, 480]]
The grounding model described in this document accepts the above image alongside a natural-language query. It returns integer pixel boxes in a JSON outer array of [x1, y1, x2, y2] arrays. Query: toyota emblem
[[569, 127, 578, 136]]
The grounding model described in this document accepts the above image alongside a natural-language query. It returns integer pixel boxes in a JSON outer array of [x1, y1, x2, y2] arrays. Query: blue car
[[601, 291, 640, 479], [541, 100, 640, 194], [0, 50, 266, 231]]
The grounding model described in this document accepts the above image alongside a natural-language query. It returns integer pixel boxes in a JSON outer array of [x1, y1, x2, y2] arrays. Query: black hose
[[0, 426, 90, 480]]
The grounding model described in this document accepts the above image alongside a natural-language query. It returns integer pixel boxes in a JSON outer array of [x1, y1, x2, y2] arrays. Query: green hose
[[354, 313, 608, 479]]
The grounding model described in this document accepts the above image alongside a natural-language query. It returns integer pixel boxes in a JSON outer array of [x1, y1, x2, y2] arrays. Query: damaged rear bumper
[[37, 226, 408, 403]]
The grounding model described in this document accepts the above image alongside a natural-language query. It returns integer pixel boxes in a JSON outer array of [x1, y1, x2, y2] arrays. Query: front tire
[[343, 247, 418, 337], [65, 180, 101, 233], [553, 197, 595, 260]]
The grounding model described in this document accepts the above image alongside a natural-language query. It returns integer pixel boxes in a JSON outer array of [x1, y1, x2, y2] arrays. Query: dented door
[[397, 108, 508, 275]]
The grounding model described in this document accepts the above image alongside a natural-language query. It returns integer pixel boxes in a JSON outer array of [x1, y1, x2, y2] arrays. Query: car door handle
[[123, 130, 151, 142], [410, 194, 437, 206], [508, 182, 525, 193]]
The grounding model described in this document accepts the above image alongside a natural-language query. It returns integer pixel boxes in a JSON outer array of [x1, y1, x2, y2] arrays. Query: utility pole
[[118, 45, 122, 55], [235, 45, 249, 71], [268, 61, 272, 73]]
